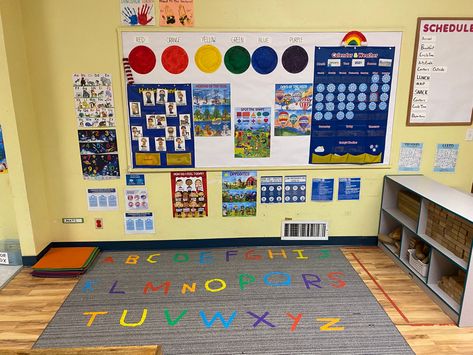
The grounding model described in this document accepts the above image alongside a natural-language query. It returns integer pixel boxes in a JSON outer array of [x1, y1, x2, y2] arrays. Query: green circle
[[224, 46, 251, 74]]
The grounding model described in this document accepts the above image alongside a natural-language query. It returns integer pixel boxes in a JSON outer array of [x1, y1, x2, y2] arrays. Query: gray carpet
[[34, 247, 413, 354]]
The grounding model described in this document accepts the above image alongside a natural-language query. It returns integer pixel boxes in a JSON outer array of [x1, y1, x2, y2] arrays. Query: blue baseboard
[[22, 236, 378, 266]]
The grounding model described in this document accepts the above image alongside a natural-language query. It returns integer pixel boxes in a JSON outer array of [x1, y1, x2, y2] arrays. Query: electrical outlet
[[465, 128, 473, 141], [95, 218, 103, 229]]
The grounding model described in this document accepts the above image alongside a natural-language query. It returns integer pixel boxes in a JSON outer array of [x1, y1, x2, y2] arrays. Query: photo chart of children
[[127, 84, 195, 168], [222, 171, 257, 217], [274, 84, 313, 136], [171, 171, 207, 218]]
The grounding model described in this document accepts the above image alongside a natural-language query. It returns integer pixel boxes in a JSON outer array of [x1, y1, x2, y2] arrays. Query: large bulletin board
[[120, 30, 402, 170], [407, 18, 473, 126]]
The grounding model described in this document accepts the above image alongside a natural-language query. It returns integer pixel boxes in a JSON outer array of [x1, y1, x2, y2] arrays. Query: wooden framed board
[[407, 18, 473, 126]]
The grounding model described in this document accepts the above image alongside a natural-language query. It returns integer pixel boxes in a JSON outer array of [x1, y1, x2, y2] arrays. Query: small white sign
[[62, 218, 84, 224], [0, 252, 9, 265]]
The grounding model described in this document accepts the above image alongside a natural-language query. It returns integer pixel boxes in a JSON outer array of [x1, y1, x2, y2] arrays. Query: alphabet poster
[[222, 171, 257, 217], [275, 84, 312, 136], [171, 171, 208, 218], [234, 107, 271, 158], [0, 125, 7, 173]]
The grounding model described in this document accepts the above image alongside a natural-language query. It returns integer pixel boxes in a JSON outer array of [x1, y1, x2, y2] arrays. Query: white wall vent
[[281, 221, 329, 241]]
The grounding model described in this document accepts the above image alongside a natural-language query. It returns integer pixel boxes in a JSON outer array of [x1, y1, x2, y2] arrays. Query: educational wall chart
[[124, 212, 155, 234], [338, 178, 361, 200], [0, 125, 7, 173], [121, 0, 155, 26], [284, 175, 307, 203], [234, 107, 271, 158], [260, 176, 283, 204], [87, 188, 118, 211], [121, 31, 401, 169], [434, 143, 459, 172], [407, 18, 473, 125], [159, 0, 193, 27], [274, 83, 312, 136], [311, 178, 334, 201], [127, 84, 194, 169], [398, 143, 423, 172], [171, 171, 208, 218], [192, 84, 231, 136], [222, 171, 257, 217], [309, 46, 395, 164], [125, 188, 149, 211], [126, 174, 145, 186]]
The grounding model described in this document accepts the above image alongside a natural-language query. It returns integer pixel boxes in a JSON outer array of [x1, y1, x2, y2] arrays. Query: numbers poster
[[274, 84, 313, 136], [234, 107, 271, 158], [222, 171, 257, 217], [171, 171, 208, 218]]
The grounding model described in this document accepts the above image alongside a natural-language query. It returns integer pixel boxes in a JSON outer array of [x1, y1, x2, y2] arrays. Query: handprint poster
[[121, 0, 155, 26], [159, 0, 194, 27]]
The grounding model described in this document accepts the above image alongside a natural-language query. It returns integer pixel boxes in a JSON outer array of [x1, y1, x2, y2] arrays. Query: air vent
[[281, 221, 329, 241]]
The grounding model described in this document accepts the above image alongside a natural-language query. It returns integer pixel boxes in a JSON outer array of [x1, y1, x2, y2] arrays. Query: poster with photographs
[[274, 84, 312, 136], [73, 73, 115, 128], [171, 171, 208, 218], [127, 84, 195, 169], [159, 0, 193, 27], [121, 0, 155, 26], [78, 130, 120, 180], [192, 84, 231, 136], [0, 125, 7, 173], [222, 170, 257, 217], [125, 188, 149, 211]]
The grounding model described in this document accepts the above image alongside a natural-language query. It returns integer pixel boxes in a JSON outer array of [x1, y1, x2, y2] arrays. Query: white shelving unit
[[379, 175, 473, 327]]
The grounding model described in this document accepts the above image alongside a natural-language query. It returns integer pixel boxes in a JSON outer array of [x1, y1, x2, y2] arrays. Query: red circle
[[128, 46, 156, 74], [161, 46, 189, 74]]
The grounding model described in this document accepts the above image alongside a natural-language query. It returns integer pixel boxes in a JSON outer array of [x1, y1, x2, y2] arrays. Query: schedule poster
[[399, 143, 423, 172], [260, 176, 283, 204], [127, 84, 195, 169], [87, 188, 118, 211], [309, 46, 395, 164], [192, 84, 231, 137], [124, 212, 155, 234], [222, 170, 257, 217], [274, 83, 312, 136], [0, 125, 7, 173], [434, 143, 459, 172], [311, 178, 334, 201], [234, 107, 271, 158], [171, 171, 208, 218], [125, 188, 149, 211], [284, 175, 307, 203], [338, 178, 361, 201]]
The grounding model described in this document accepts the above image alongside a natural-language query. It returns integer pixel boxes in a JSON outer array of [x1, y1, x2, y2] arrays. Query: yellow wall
[[0, 174, 17, 239], [1, 0, 472, 256]]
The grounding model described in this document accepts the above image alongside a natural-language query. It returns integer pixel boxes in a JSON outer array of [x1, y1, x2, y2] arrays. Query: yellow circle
[[195, 45, 222, 73]]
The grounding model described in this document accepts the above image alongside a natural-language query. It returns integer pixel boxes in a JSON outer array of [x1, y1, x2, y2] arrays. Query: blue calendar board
[[309, 46, 395, 164], [127, 84, 195, 169]]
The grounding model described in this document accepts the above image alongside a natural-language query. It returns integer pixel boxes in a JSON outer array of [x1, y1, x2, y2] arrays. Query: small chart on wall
[[120, 31, 401, 170]]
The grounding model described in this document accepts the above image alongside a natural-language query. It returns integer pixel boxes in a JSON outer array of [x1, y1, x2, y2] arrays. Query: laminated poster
[[159, 0, 193, 27], [260, 176, 283, 204], [311, 178, 334, 201], [434, 144, 459, 172], [274, 83, 313, 136], [171, 171, 208, 218], [284, 175, 307, 203], [125, 212, 155, 234], [125, 188, 149, 211], [222, 171, 257, 217], [338, 178, 361, 201], [87, 188, 118, 211], [192, 84, 231, 136], [121, 0, 155, 26], [398, 143, 423, 172], [0, 125, 7, 173], [126, 174, 145, 186], [234, 107, 271, 158]]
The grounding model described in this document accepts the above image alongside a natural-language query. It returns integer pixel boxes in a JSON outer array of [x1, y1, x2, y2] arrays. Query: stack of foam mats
[[31, 247, 100, 278]]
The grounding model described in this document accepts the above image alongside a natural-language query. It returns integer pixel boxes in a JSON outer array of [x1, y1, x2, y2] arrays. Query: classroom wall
[[1, 0, 472, 256], [0, 175, 17, 240]]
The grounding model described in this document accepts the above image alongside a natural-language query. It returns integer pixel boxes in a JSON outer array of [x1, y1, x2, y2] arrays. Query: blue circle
[[369, 93, 378, 102], [382, 84, 390, 92], [359, 83, 368, 92], [379, 102, 387, 110], [324, 112, 333, 120], [325, 102, 335, 111], [358, 102, 367, 111], [346, 102, 355, 111], [346, 111, 354, 120], [380, 93, 389, 102], [326, 93, 335, 102], [314, 112, 323, 120], [316, 83, 325, 92], [347, 93, 356, 101], [357, 93, 367, 102], [338, 83, 346, 92], [382, 74, 391, 83], [337, 102, 346, 110], [369, 102, 377, 111], [337, 93, 346, 102], [315, 102, 324, 111], [251, 46, 278, 74], [336, 111, 345, 120], [315, 93, 324, 102], [348, 83, 357, 92], [327, 83, 336, 92], [370, 83, 379, 92], [371, 74, 380, 83]]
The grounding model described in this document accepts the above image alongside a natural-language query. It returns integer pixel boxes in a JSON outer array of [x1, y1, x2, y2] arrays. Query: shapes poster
[[274, 84, 313, 136], [127, 84, 195, 169], [260, 176, 283, 204], [125, 188, 149, 211], [159, 0, 193, 27], [192, 84, 231, 137], [78, 130, 120, 180], [125, 212, 155, 234], [171, 171, 208, 218], [0, 125, 7, 173], [234, 107, 271, 158], [284, 175, 307, 203], [222, 171, 257, 217], [73, 74, 115, 128], [309, 47, 395, 164], [121, 0, 155, 26]]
